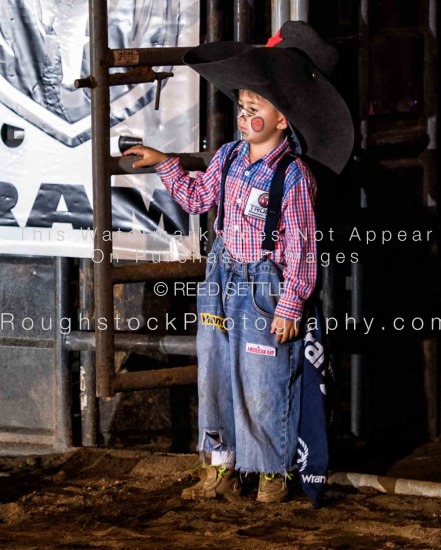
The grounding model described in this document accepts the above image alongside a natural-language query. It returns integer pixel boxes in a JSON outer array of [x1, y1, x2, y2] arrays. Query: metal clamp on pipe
[[108, 65, 172, 86], [76, 69, 173, 109], [153, 72, 173, 109]]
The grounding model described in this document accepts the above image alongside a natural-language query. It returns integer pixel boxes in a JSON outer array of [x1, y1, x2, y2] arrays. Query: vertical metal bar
[[321, 264, 334, 321], [89, 0, 115, 397], [79, 259, 97, 446], [54, 257, 72, 449], [206, 0, 227, 249], [234, 0, 253, 43], [427, 0, 437, 152], [290, 0, 309, 21], [359, 0, 369, 150], [272, 0, 291, 34], [234, 0, 254, 141], [207, 0, 227, 150], [350, 0, 369, 437], [426, 0, 439, 440], [350, 263, 363, 436]]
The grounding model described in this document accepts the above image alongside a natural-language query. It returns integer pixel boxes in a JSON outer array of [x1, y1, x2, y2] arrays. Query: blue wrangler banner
[[297, 300, 334, 508]]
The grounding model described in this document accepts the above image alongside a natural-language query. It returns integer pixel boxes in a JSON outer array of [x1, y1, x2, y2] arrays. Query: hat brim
[[184, 42, 354, 174]]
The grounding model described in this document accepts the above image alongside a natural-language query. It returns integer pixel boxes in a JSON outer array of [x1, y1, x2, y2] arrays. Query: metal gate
[[0, 0, 438, 452]]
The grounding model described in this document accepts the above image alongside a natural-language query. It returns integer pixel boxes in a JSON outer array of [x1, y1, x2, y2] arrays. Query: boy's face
[[237, 90, 288, 145]]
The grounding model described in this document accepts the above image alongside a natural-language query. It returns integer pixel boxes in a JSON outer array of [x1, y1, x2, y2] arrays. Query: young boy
[[124, 21, 353, 504]]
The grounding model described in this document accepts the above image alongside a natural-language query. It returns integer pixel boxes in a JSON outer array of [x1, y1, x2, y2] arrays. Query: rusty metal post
[[54, 257, 72, 449], [206, 0, 228, 249], [89, 0, 115, 397], [79, 259, 97, 446], [233, 0, 254, 144], [207, 0, 226, 151], [426, 0, 439, 441], [113, 366, 198, 392]]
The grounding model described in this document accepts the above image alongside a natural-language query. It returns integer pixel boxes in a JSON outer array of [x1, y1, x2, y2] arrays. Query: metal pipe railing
[[207, 0, 227, 152], [79, 258, 97, 447], [112, 261, 205, 284], [349, 0, 369, 437], [272, 0, 290, 34], [200, 0, 228, 250], [234, 0, 253, 43], [66, 333, 197, 356], [54, 257, 72, 449], [113, 365, 198, 392], [290, 0, 309, 21], [89, 0, 114, 397], [109, 153, 212, 176], [85, 2, 225, 401]]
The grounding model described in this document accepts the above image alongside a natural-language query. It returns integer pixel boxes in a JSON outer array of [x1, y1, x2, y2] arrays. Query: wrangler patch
[[200, 313, 227, 332], [301, 474, 327, 484]]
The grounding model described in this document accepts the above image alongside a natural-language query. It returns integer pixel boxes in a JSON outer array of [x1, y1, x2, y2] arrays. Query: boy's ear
[[277, 114, 288, 130]]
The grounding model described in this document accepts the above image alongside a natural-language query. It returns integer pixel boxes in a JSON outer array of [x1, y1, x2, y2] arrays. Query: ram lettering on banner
[[0, 0, 200, 260]]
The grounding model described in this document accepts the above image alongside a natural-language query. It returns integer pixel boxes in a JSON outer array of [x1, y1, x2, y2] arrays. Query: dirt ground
[[1, 446, 441, 549]]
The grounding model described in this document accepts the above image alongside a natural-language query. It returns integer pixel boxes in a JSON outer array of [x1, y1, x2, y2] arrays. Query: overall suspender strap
[[261, 153, 296, 252], [217, 141, 241, 233], [218, 144, 296, 250]]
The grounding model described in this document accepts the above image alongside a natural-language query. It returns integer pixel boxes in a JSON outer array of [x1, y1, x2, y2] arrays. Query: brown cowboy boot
[[256, 473, 290, 503], [181, 465, 241, 500]]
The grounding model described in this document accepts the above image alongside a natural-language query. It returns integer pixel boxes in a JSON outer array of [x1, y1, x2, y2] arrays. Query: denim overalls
[[196, 145, 304, 475]]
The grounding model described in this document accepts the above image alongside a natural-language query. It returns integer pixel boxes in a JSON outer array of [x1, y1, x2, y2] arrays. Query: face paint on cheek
[[251, 116, 264, 132]]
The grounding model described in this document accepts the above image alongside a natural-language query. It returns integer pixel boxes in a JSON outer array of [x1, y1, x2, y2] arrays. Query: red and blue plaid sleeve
[[275, 159, 317, 321], [154, 146, 228, 214]]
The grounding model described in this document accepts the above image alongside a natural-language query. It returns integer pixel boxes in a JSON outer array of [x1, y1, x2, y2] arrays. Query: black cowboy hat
[[183, 21, 354, 174]]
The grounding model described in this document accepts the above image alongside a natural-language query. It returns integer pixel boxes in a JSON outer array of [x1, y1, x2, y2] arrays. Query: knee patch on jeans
[[206, 431, 223, 450], [198, 428, 235, 455]]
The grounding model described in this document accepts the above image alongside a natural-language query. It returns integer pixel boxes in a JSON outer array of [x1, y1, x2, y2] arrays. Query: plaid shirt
[[155, 137, 317, 320]]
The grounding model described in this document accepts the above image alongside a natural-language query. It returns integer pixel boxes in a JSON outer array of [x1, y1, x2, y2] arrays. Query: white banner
[[0, 0, 200, 261]]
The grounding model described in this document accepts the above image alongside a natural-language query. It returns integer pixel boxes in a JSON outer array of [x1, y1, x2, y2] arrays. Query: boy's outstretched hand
[[271, 316, 299, 344], [123, 145, 168, 169]]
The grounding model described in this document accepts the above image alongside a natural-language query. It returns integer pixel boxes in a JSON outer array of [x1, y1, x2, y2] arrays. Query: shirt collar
[[237, 136, 291, 169]]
